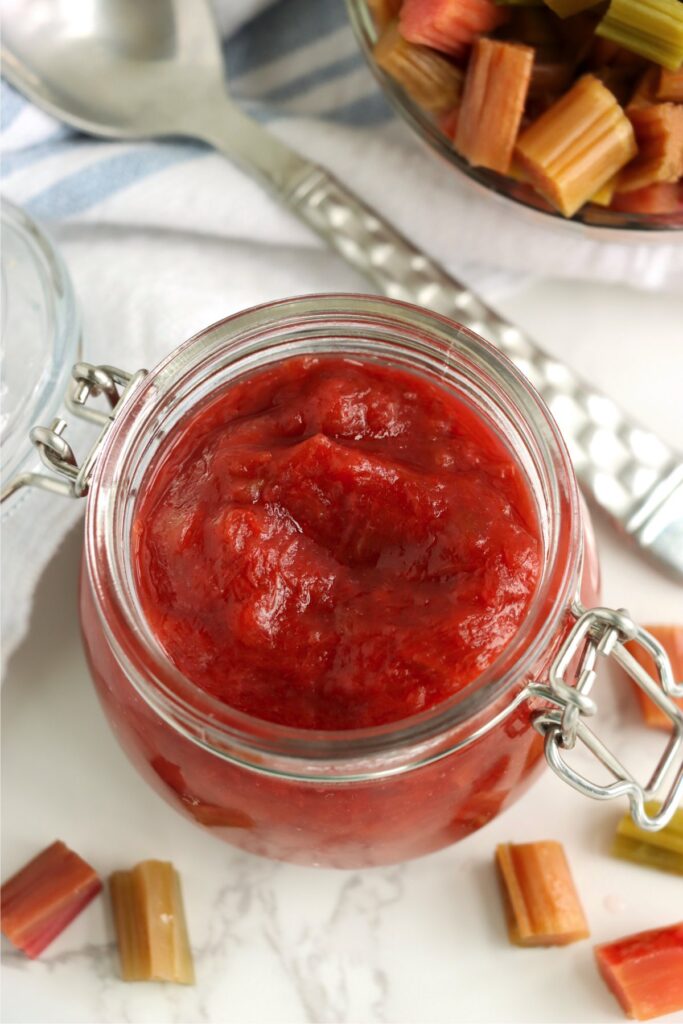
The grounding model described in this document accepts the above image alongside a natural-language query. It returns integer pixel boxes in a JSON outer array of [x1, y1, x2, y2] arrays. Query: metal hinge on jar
[[529, 604, 683, 831], [1, 363, 147, 501]]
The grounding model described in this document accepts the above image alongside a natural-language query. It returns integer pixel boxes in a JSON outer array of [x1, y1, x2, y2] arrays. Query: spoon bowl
[[1, 0, 226, 138]]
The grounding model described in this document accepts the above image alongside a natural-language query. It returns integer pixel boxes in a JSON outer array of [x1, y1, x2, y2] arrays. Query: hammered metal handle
[[288, 167, 683, 578]]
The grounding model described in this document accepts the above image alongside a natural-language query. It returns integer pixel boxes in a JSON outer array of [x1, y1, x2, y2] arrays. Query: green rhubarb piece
[[596, 0, 683, 72], [611, 801, 683, 876]]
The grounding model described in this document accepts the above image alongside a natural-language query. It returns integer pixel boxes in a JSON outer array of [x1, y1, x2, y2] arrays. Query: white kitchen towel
[[1, 0, 682, 671]]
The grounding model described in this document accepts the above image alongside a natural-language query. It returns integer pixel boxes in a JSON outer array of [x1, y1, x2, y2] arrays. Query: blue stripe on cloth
[[25, 141, 204, 219], [1, 80, 26, 131], [258, 51, 364, 103], [323, 92, 392, 126], [2, 133, 75, 176], [224, 0, 349, 81], [5, 0, 396, 221]]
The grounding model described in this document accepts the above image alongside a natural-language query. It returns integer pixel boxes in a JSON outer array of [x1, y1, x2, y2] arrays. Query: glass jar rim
[[85, 294, 583, 768]]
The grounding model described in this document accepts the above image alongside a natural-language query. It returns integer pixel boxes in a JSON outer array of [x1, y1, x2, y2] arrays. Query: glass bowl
[[346, 0, 682, 234], [0, 199, 80, 505]]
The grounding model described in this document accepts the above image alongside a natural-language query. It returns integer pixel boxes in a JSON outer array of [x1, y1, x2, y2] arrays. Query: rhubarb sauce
[[133, 355, 541, 730]]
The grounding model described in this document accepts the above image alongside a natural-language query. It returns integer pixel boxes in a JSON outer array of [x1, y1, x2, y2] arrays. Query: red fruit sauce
[[134, 355, 541, 729]]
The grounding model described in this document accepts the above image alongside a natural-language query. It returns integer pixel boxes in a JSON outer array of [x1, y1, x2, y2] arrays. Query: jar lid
[[0, 199, 80, 503]]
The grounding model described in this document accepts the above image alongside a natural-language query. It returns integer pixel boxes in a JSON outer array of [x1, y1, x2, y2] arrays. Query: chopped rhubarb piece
[[529, 58, 574, 101], [623, 625, 683, 730], [151, 755, 254, 829], [595, 923, 683, 1021], [596, 0, 683, 72], [542, 0, 601, 20], [374, 21, 464, 113], [508, 157, 532, 181], [186, 804, 254, 828], [399, 0, 507, 58], [455, 38, 533, 173], [610, 181, 683, 214], [627, 66, 661, 109], [589, 41, 649, 101], [590, 173, 619, 204], [612, 801, 683, 876], [657, 68, 683, 103], [495, 840, 589, 946], [515, 74, 637, 215], [368, 0, 404, 31], [439, 105, 461, 137], [110, 861, 194, 984], [0, 841, 102, 958], [618, 103, 683, 191], [594, 64, 642, 105]]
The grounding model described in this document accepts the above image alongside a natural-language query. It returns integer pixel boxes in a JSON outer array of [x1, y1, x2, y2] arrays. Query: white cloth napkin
[[1, 0, 682, 672]]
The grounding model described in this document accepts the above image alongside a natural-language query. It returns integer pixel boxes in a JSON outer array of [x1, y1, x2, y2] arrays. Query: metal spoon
[[2, 0, 682, 578]]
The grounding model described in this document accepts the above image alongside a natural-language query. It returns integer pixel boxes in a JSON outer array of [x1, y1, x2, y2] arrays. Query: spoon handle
[[284, 165, 683, 580]]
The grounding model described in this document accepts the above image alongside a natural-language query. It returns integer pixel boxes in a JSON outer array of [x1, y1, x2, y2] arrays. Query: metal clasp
[[1, 363, 147, 502], [530, 604, 683, 831]]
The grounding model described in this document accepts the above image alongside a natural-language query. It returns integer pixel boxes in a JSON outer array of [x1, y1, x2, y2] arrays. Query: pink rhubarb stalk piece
[[1, 840, 102, 958], [399, 0, 507, 58], [455, 38, 534, 173], [595, 922, 683, 1021]]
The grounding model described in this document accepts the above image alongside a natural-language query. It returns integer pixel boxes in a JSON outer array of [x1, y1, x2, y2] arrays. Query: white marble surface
[[2, 278, 683, 1024]]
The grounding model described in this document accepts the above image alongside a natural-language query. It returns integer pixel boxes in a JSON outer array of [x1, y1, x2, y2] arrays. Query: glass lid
[[1, 198, 80, 500]]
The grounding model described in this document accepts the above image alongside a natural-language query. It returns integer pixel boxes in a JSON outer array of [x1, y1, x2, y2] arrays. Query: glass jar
[[1, 198, 80, 503], [0, 199, 82, 674], [21, 296, 683, 868]]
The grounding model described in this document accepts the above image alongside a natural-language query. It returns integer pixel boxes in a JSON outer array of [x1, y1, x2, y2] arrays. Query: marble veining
[[258, 868, 405, 1024]]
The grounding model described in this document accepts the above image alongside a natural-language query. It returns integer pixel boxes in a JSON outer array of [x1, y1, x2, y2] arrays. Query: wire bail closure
[[530, 603, 683, 832], [1, 363, 147, 501]]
